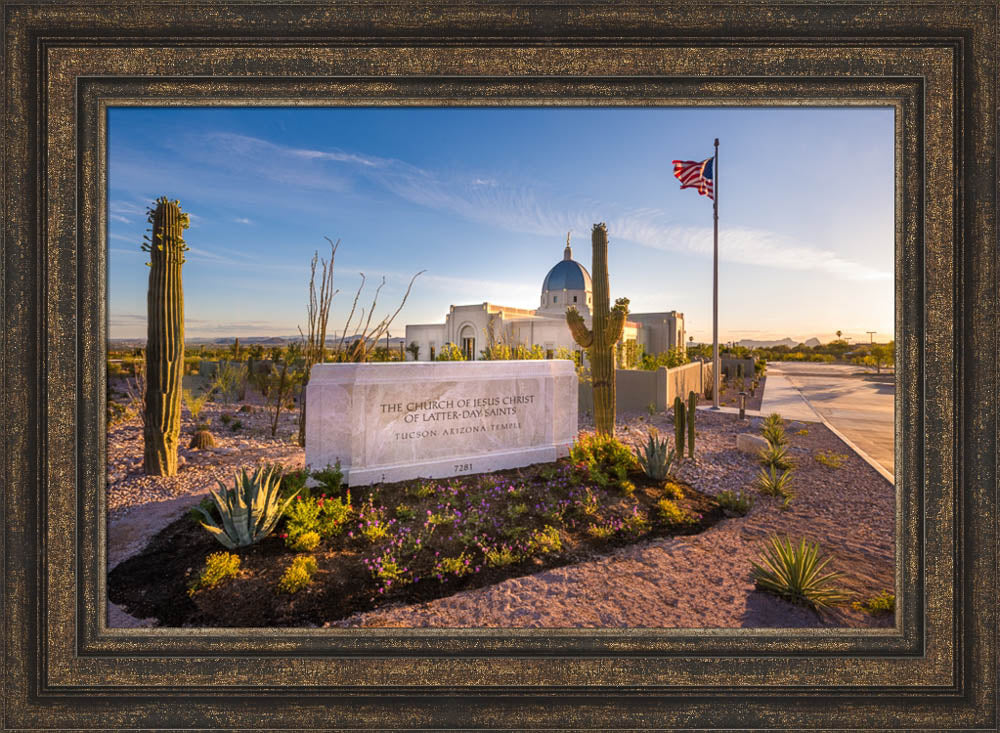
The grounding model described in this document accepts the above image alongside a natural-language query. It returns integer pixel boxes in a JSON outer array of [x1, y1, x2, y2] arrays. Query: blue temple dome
[[542, 238, 592, 293]]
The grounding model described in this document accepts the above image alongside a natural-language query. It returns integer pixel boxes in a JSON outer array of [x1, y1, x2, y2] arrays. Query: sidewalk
[[757, 370, 822, 422]]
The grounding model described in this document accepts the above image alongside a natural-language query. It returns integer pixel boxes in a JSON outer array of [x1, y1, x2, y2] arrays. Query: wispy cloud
[[194, 133, 888, 282], [234, 217, 253, 225]]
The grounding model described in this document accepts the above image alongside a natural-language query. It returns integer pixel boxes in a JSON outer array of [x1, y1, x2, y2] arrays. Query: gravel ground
[[107, 392, 304, 521], [108, 401, 896, 629]]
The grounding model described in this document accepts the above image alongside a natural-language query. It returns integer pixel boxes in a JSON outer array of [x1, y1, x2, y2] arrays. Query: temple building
[[405, 236, 685, 361]]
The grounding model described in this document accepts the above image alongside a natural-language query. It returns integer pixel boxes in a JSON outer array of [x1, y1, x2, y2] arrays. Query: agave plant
[[196, 464, 299, 548], [751, 535, 850, 609], [636, 428, 675, 481], [758, 443, 794, 471]]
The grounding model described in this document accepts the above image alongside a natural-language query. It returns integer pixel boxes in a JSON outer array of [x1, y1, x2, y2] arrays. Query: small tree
[[435, 343, 466, 361], [405, 341, 421, 361], [264, 343, 304, 438], [870, 342, 895, 374]]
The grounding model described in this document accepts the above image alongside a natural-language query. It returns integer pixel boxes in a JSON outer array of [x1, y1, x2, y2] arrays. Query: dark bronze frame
[[3, 2, 996, 730]]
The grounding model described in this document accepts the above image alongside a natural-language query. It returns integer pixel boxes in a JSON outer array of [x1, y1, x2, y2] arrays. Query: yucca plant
[[636, 428, 675, 481], [751, 535, 850, 609], [195, 465, 299, 549], [755, 465, 794, 500], [762, 412, 784, 429], [762, 422, 789, 448], [758, 443, 794, 471]]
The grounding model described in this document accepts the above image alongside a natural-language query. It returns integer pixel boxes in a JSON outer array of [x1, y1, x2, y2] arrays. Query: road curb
[[773, 371, 895, 486]]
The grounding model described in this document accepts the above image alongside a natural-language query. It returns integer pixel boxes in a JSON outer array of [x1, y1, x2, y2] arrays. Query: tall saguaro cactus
[[141, 197, 190, 476], [566, 223, 629, 436]]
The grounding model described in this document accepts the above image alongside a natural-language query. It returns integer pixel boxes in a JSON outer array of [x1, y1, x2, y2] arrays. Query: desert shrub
[[212, 360, 247, 404], [407, 481, 436, 499], [311, 461, 344, 495], [273, 466, 309, 501], [852, 590, 896, 615], [238, 404, 253, 413], [750, 535, 849, 609], [434, 342, 466, 361], [635, 428, 676, 481], [527, 525, 562, 554], [586, 522, 615, 539], [288, 530, 320, 552], [571, 433, 637, 489], [434, 552, 474, 578], [188, 552, 240, 596], [796, 428, 809, 436], [484, 545, 521, 567], [394, 504, 416, 522], [716, 489, 753, 516], [759, 443, 794, 471], [285, 492, 353, 541], [230, 419, 243, 432], [277, 555, 318, 594], [220, 413, 232, 426], [107, 400, 134, 427], [657, 498, 698, 527], [182, 388, 212, 422], [662, 480, 685, 500], [814, 450, 848, 469]]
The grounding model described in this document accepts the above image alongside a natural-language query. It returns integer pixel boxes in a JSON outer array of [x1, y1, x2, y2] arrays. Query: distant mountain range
[[735, 337, 822, 349], [109, 335, 409, 349]]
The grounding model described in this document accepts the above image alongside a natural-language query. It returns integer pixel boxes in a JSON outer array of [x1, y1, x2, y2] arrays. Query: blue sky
[[108, 106, 894, 343]]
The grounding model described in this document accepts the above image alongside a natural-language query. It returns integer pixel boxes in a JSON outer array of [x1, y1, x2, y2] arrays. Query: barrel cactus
[[566, 223, 629, 436], [141, 197, 189, 476]]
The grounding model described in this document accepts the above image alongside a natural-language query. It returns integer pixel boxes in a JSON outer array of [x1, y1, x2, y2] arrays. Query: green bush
[[657, 498, 698, 527], [751, 535, 849, 609], [310, 461, 344, 495], [814, 450, 848, 469], [277, 555, 318, 594], [571, 433, 637, 489], [435, 342, 466, 361], [853, 590, 895, 615], [527, 525, 562, 554], [188, 551, 241, 596], [287, 530, 320, 552], [716, 489, 753, 516]]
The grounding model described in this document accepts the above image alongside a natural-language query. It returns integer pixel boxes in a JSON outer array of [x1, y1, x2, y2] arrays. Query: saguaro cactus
[[141, 196, 189, 476], [673, 395, 686, 458], [566, 223, 629, 436], [687, 391, 697, 459]]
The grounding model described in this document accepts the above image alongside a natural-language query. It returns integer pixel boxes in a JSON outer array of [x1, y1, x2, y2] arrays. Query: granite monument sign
[[305, 360, 578, 485]]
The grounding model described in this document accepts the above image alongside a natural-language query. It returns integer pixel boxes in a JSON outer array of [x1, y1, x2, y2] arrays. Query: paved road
[[766, 362, 895, 475]]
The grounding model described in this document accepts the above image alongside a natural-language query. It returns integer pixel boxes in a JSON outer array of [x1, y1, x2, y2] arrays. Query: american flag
[[672, 157, 714, 199]]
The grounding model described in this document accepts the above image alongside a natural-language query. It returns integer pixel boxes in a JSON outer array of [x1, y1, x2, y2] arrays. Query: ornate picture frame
[[3, 2, 996, 729]]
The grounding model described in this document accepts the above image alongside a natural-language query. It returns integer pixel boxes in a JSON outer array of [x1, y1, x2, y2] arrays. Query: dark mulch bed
[[108, 460, 725, 627]]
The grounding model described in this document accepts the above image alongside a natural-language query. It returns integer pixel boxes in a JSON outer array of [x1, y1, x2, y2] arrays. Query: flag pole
[[712, 138, 720, 410]]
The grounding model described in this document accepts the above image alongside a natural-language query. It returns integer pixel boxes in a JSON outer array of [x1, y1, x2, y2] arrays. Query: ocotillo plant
[[141, 197, 189, 475], [566, 223, 629, 436], [673, 395, 686, 458], [687, 390, 697, 459]]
